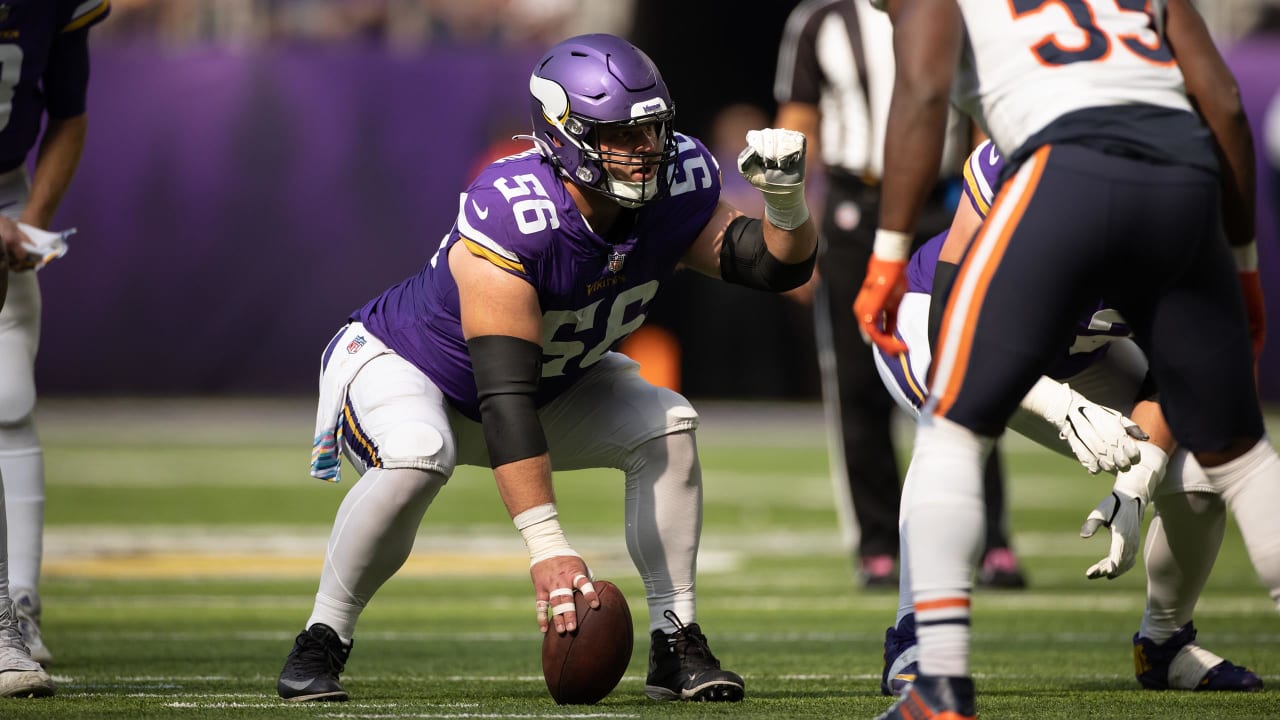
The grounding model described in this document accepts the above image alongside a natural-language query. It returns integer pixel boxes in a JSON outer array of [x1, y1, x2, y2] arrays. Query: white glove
[[1080, 443, 1168, 579], [1080, 489, 1144, 579], [737, 128, 809, 230], [1019, 376, 1146, 474], [17, 223, 74, 270]]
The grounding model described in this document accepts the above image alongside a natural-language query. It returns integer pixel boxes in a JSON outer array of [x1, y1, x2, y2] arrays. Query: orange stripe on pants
[[932, 146, 1051, 418]]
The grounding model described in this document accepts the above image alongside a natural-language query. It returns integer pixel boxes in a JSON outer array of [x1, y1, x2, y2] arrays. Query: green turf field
[[9, 398, 1280, 718]]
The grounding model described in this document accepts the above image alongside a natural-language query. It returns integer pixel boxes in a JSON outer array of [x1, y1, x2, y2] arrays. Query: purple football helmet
[[529, 34, 678, 208]]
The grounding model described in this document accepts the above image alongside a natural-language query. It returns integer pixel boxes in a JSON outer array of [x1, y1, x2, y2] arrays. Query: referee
[[772, 0, 1025, 588]]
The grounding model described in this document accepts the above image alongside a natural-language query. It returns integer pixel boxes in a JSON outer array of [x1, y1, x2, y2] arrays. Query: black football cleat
[[644, 610, 744, 702], [1134, 621, 1263, 691], [881, 613, 919, 696], [277, 623, 352, 702]]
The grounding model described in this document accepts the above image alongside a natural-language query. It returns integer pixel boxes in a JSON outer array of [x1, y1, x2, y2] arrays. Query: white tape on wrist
[[873, 229, 912, 262], [1019, 376, 1071, 426], [762, 186, 810, 231], [513, 503, 580, 566], [1114, 442, 1168, 503], [1233, 240, 1258, 272]]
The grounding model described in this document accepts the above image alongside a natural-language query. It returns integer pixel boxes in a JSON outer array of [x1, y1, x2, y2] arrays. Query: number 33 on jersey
[[953, 0, 1191, 157]]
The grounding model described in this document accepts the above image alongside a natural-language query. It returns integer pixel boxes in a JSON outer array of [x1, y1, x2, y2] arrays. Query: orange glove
[[854, 229, 912, 355], [1241, 270, 1266, 362]]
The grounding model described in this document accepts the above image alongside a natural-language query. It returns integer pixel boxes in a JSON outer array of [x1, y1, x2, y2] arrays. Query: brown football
[[541, 579, 634, 704]]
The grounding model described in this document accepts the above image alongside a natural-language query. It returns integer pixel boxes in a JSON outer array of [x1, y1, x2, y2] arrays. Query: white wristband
[[1233, 239, 1258, 272], [873, 229, 912, 262], [1113, 442, 1168, 504], [513, 503, 579, 566], [1018, 376, 1071, 427]]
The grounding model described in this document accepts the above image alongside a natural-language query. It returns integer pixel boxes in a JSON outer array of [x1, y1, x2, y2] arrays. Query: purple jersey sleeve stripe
[[962, 139, 1003, 220], [63, 0, 110, 32], [963, 154, 991, 218], [460, 236, 525, 274]]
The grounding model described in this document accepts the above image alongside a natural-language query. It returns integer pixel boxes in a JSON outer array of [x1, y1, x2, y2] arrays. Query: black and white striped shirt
[[774, 0, 967, 181]]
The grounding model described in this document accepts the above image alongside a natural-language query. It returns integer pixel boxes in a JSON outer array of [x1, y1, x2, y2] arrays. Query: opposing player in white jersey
[[853, 1, 1272, 717], [0, 0, 112, 674], [874, 140, 1266, 699]]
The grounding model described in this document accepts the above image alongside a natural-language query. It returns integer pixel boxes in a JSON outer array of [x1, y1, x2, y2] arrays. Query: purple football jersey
[[904, 140, 1130, 379], [356, 133, 721, 419], [0, 0, 110, 172]]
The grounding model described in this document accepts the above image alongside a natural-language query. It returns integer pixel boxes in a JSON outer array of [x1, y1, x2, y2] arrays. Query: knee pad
[[0, 375, 34, 426], [0, 413, 37, 450], [377, 422, 453, 476]]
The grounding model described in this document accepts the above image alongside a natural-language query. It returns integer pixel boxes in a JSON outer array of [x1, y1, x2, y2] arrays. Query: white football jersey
[[953, 0, 1193, 154]]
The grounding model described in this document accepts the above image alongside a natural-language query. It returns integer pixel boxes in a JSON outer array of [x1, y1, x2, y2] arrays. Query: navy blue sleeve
[[42, 28, 90, 119]]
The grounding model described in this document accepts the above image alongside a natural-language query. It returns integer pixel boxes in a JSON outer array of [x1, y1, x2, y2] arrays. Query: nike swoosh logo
[[986, 144, 1000, 166], [471, 200, 489, 220], [278, 677, 314, 691]]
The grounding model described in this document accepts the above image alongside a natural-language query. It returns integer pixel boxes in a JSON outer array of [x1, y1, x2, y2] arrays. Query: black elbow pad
[[719, 215, 816, 292]]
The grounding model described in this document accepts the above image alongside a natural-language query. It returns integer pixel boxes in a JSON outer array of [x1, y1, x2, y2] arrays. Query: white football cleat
[[11, 591, 51, 667], [0, 599, 53, 698]]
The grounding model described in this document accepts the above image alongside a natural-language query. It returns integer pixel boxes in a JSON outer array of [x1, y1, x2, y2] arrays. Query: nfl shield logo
[[607, 250, 626, 274], [346, 335, 367, 354]]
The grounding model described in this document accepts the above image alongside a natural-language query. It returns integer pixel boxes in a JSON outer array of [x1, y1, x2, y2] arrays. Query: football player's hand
[[0, 216, 34, 272], [531, 555, 599, 635], [1080, 488, 1144, 579], [738, 128, 809, 230], [1050, 388, 1145, 474], [854, 255, 908, 355]]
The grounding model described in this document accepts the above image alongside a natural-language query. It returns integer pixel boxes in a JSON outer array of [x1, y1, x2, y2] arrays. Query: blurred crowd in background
[[27, 0, 1280, 400], [93, 0, 1278, 47], [98, 0, 635, 48]]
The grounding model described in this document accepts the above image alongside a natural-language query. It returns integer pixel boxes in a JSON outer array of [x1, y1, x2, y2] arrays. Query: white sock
[[1212, 438, 1280, 611], [623, 433, 701, 634], [308, 467, 446, 643], [0, 447, 43, 595], [1140, 492, 1224, 643], [905, 415, 991, 678]]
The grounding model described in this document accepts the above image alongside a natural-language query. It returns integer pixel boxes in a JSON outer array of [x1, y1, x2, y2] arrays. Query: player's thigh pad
[[0, 271, 40, 423], [872, 292, 931, 417], [340, 353, 455, 477], [537, 352, 699, 471]]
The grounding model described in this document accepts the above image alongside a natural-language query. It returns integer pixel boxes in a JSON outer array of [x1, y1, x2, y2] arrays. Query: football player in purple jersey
[[874, 140, 1267, 698], [0, 0, 111, 695], [277, 33, 816, 703]]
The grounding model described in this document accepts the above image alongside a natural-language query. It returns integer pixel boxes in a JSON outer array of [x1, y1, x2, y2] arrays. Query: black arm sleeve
[[468, 335, 548, 468], [42, 29, 91, 119], [928, 260, 959, 351], [719, 215, 817, 292]]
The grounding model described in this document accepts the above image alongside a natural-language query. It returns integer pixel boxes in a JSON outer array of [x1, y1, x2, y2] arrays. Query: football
[[541, 579, 634, 704]]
